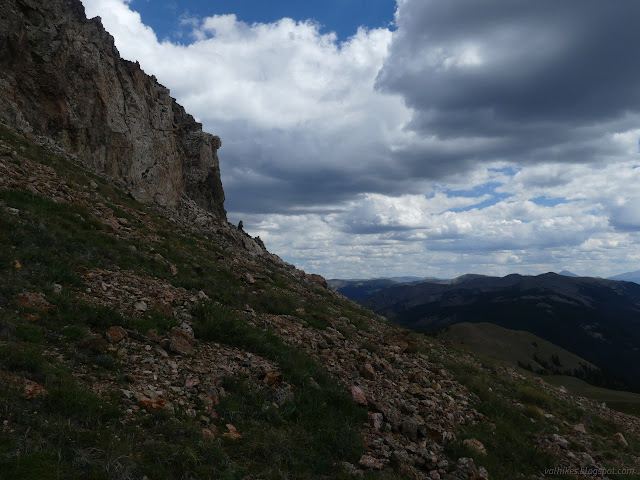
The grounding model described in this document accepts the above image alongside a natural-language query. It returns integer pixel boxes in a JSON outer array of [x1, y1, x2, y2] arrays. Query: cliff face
[[0, 0, 226, 218]]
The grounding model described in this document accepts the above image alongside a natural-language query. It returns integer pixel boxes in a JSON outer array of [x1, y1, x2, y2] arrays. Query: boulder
[[169, 327, 195, 356], [223, 424, 242, 440], [369, 412, 384, 431], [359, 455, 383, 470], [573, 423, 586, 434], [105, 326, 127, 343], [401, 419, 418, 441], [350, 386, 367, 406], [134, 301, 148, 312], [551, 434, 569, 450], [463, 438, 487, 456], [359, 363, 376, 380], [611, 432, 628, 448]]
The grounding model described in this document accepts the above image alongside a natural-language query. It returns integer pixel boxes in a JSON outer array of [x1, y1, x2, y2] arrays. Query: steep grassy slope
[[1, 125, 640, 479], [439, 322, 640, 417], [438, 322, 599, 374], [542, 376, 640, 418], [0, 124, 372, 479]]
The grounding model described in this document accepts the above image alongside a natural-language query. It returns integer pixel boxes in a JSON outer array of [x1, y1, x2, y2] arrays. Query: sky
[[80, 0, 640, 280]]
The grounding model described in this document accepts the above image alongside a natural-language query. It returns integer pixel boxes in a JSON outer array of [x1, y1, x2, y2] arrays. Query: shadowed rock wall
[[0, 0, 226, 218]]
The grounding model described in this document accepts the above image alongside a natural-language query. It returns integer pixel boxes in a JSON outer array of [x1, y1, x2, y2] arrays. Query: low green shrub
[[14, 323, 45, 343]]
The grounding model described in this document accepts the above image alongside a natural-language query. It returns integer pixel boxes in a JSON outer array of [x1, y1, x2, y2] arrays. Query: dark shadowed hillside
[[328, 277, 436, 303], [328, 279, 399, 302], [363, 273, 640, 391]]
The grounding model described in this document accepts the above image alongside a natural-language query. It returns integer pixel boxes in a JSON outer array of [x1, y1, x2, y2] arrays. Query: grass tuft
[[192, 301, 367, 477]]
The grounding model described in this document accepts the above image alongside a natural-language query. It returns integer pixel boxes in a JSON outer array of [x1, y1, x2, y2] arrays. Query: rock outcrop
[[0, 0, 226, 218]]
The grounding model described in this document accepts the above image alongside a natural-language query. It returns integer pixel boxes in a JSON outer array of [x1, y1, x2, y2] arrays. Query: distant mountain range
[[558, 270, 579, 277], [331, 269, 640, 290], [327, 277, 433, 302], [332, 272, 640, 391], [609, 270, 640, 284]]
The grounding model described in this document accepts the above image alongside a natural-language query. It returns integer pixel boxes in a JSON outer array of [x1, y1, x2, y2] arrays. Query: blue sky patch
[[442, 182, 512, 212], [488, 166, 521, 176], [531, 196, 568, 207], [450, 194, 512, 212], [129, 0, 397, 41], [444, 182, 504, 198]]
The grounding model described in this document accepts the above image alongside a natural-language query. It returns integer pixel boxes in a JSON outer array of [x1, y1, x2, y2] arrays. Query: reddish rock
[[169, 327, 195, 356], [23, 313, 40, 323], [350, 386, 367, 406], [23, 379, 47, 399], [139, 397, 167, 411], [105, 326, 127, 343], [136, 390, 168, 411], [263, 371, 283, 387], [223, 424, 242, 440], [360, 363, 376, 380], [16, 292, 54, 312]]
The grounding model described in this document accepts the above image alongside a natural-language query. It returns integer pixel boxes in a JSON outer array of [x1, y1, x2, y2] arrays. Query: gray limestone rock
[[0, 0, 226, 218]]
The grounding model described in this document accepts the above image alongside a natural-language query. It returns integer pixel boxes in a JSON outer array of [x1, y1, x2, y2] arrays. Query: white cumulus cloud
[[80, 0, 640, 279]]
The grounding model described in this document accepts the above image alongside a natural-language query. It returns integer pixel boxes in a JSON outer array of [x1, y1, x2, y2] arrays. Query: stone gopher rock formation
[[0, 0, 226, 218]]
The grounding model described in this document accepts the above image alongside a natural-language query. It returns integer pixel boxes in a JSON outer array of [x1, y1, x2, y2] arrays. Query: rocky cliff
[[0, 0, 226, 218]]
